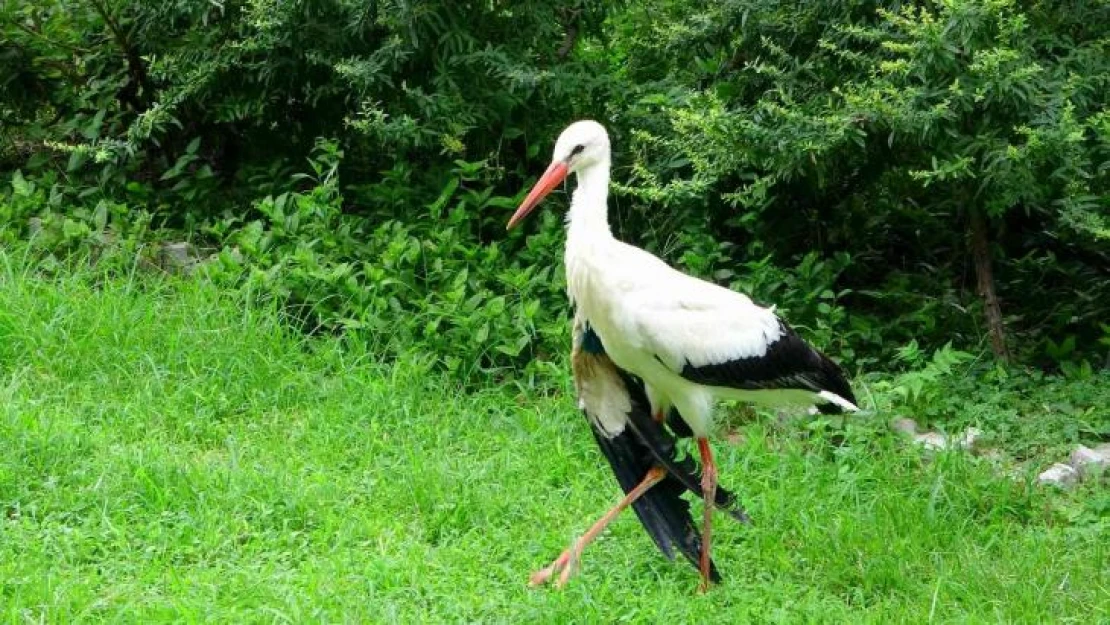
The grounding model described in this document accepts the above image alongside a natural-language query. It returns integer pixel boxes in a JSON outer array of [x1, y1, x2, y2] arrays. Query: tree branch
[[10, 20, 91, 54], [556, 8, 582, 59]]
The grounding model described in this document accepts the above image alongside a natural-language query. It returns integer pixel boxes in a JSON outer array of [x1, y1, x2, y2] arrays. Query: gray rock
[[913, 432, 948, 451], [1037, 463, 1079, 488], [910, 426, 983, 453], [161, 242, 196, 273], [1069, 445, 1110, 478], [955, 427, 983, 450], [891, 417, 918, 437]]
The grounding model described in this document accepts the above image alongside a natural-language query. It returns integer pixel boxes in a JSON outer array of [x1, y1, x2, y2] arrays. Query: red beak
[[507, 161, 569, 230]]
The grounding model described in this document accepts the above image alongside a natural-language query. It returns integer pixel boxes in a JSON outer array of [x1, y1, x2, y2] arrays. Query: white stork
[[509, 120, 858, 592]]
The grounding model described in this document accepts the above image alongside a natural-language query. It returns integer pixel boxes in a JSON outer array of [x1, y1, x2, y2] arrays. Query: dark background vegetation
[[2, 0, 1108, 387]]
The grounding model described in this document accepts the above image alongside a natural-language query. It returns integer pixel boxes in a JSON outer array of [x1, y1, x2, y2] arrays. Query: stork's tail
[[816, 389, 860, 414]]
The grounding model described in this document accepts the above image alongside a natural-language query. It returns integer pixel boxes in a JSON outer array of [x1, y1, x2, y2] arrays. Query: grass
[[0, 250, 1107, 623]]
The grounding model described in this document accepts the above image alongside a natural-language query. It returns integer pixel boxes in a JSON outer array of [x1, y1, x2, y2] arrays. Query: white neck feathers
[[564, 158, 614, 309], [566, 158, 613, 239]]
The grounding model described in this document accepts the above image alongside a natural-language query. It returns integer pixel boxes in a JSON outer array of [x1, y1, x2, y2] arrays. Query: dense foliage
[[2, 0, 1108, 386]]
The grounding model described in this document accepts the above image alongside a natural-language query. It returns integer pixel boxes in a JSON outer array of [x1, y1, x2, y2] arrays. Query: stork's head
[[507, 120, 610, 229]]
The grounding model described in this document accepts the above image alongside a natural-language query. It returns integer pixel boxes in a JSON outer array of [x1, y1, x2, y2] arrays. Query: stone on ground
[[1069, 444, 1110, 478], [913, 432, 948, 451], [1037, 463, 1079, 488], [890, 417, 918, 436]]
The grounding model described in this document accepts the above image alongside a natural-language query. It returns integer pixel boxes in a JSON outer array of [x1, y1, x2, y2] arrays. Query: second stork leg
[[696, 437, 717, 593], [530, 466, 668, 588]]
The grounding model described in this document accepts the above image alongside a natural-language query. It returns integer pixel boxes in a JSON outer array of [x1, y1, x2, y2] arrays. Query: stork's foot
[[529, 466, 668, 589], [529, 549, 577, 588]]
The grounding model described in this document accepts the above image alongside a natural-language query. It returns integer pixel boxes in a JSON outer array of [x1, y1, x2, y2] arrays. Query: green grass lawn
[[1, 252, 1107, 623]]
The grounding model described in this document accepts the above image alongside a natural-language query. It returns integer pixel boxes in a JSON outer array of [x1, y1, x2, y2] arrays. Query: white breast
[[565, 241, 663, 374]]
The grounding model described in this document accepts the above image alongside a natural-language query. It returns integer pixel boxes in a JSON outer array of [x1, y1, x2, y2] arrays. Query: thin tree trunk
[[87, 0, 152, 112], [969, 208, 1010, 361]]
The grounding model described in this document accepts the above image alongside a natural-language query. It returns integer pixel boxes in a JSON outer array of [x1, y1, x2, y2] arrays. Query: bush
[[188, 141, 571, 387], [3, 0, 1108, 383]]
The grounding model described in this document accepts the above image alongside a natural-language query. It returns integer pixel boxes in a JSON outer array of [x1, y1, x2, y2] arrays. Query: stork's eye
[[570, 144, 585, 157]]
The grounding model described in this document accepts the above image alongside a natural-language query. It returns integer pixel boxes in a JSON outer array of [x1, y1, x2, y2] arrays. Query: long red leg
[[530, 466, 668, 588], [696, 437, 717, 593]]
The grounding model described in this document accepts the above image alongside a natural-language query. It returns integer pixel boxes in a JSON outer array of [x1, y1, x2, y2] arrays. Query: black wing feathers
[[679, 321, 856, 413]]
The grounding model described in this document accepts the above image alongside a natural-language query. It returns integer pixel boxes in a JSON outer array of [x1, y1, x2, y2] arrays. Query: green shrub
[[3, 0, 1108, 383], [190, 141, 571, 387]]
